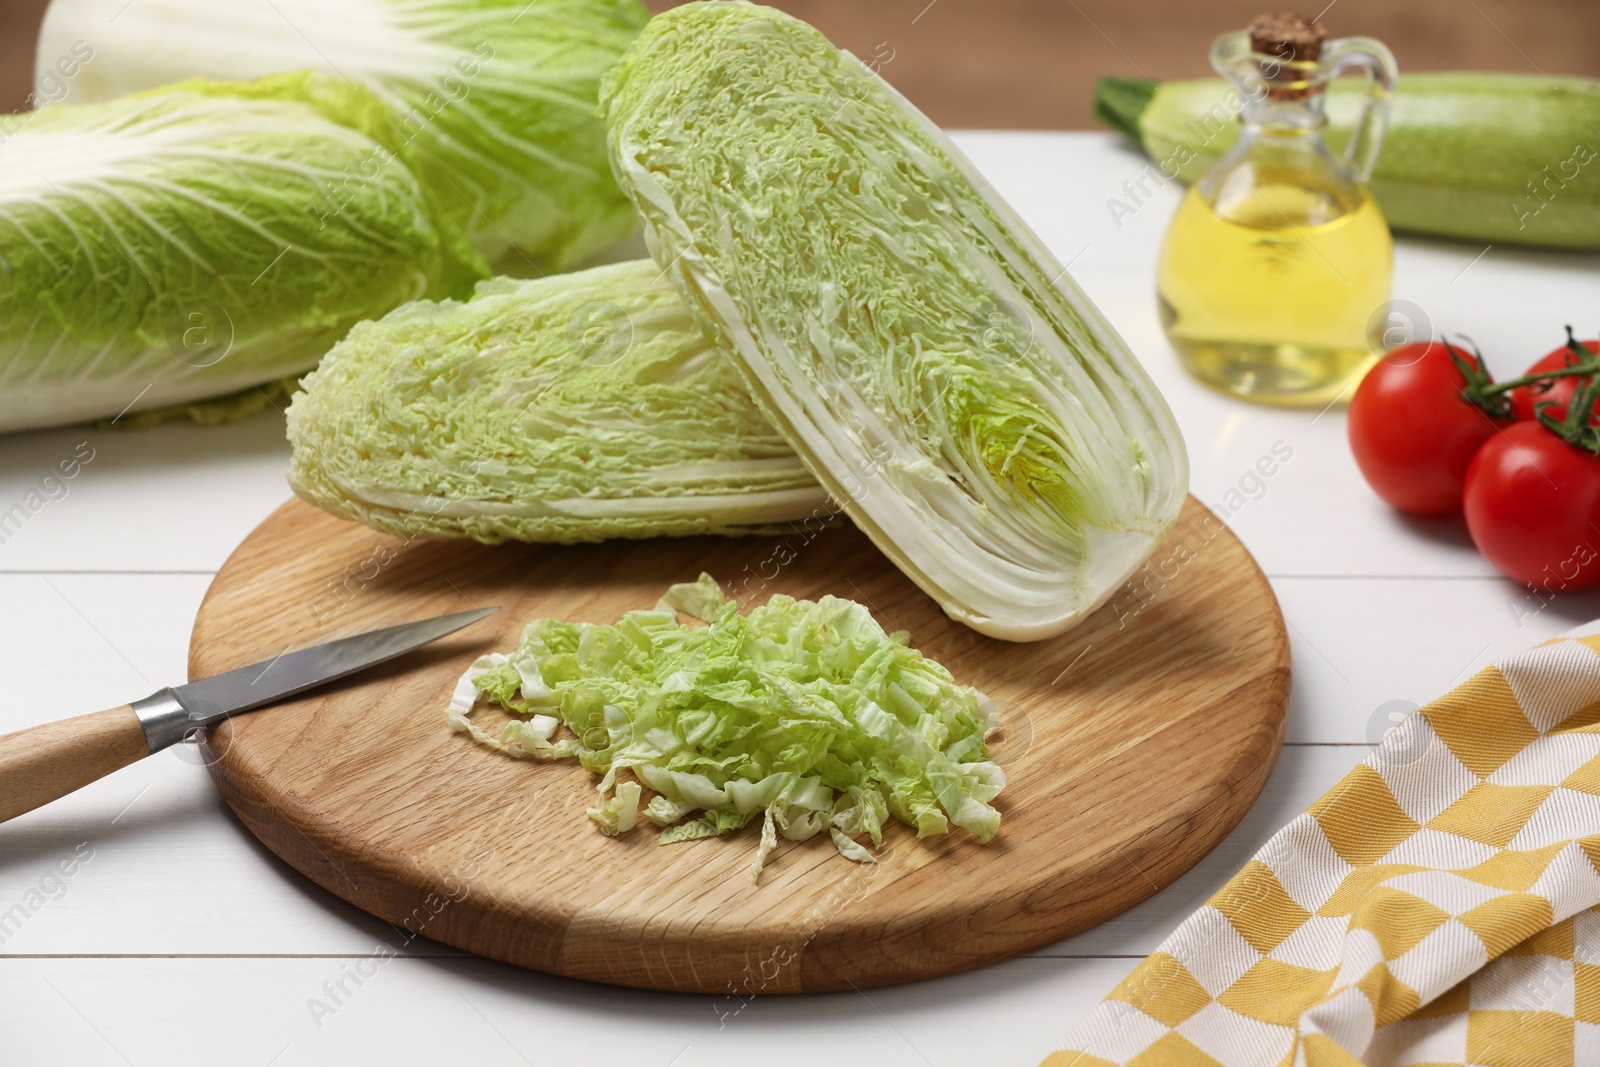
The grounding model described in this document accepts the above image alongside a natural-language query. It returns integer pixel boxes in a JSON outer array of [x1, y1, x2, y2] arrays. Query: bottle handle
[[1322, 36, 1398, 182]]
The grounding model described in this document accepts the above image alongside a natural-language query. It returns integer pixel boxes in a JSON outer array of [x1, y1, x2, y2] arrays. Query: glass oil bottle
[[1157, 14, 1398, 405]]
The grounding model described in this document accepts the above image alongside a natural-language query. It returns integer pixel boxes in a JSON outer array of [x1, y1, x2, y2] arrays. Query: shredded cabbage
[[0, 73, 483, 433], [448, 574, 1004, 883], [36, 0, 648, 268], [287, 261, 830, 543], [602, 2, 1189, 641]]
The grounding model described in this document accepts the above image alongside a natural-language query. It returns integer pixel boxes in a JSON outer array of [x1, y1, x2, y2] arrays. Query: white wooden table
[[3, 132, 1598, 1067]]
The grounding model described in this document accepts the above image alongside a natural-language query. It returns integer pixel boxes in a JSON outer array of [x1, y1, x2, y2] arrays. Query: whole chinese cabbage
[[36, 0, 647, 267], [449, 574, 1004, 882], [602, 2, 1188, 641], [0, 76, 482, 433], [287, 261, 830, 543]]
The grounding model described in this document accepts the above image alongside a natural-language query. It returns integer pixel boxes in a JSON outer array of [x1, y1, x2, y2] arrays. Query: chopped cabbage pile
[[448, 574, 1005, 882], [287, 261, 828, 543]]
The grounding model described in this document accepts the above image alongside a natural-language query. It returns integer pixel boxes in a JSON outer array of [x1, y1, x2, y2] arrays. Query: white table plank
[[0, 416, 292, 574], [1275, 576, 1600, 745], [1, 955, 1133, 1067], [0, 574, 211, 701]]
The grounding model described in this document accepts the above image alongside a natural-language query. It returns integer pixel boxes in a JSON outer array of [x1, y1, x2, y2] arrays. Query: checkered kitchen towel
[[1044, 621, 1600, 1067]]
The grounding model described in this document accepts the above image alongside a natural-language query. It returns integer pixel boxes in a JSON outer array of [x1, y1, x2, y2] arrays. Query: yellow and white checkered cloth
[[1045, 622, 1600, 1067]]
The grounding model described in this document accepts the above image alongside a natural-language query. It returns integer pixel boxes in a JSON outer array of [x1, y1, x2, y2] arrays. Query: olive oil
[[1158, 13, 1397, 406], [1158, 175, 1393, 405]]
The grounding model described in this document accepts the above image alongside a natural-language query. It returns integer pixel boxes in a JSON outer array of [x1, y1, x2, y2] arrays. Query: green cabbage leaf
[[37, 0, 647, 268], [602, 2, 1189, 641], [448, 574, 1004, 882], [287, 261, 830, 543], [0, 75, 482, 433]]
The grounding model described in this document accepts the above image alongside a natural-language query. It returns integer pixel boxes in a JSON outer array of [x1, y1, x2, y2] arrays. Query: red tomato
[[1463, 422, 1600, 590], [1509, 338, 1600, 422], [1348, 342, 1509, 517]]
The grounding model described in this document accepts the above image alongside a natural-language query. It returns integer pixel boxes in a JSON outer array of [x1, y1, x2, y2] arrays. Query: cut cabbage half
[[602, 2, 1189, 641], [287, 261, 829, 543]]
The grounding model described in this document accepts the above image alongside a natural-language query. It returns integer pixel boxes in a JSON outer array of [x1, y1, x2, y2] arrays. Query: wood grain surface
[[188, 495, 1289, 993], [0, 705, 147, 824]]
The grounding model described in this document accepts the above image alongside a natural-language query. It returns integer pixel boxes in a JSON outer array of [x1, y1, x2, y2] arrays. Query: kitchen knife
[[0, 607, 497, 824]]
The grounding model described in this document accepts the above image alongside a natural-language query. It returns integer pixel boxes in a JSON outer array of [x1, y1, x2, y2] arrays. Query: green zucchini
[[1096, 73, 1600, 250]]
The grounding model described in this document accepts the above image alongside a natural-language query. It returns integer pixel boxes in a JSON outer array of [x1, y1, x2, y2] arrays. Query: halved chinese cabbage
[[36, 0, 648, 267], [449, 574, 1004, 882], [601, 2, 1189, 641], [0, 76, 481, 433], [287, 261, 829, 543]]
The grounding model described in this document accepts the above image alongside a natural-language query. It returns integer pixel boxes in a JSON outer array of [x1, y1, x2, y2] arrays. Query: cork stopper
[[1248, 12, 1327, 62], [1247, 13, 1327, 99]]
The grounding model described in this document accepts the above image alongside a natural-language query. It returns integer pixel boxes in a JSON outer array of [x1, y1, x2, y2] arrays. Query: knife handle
[[0, 706, 151, 824]]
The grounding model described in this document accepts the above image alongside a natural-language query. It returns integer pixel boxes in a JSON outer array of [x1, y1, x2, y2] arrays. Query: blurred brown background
[[5, 0, 1600, 127]]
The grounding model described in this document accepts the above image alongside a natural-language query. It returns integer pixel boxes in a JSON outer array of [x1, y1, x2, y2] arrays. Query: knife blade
[[134, 607, 499, 750], [0, 606, 497, 825]]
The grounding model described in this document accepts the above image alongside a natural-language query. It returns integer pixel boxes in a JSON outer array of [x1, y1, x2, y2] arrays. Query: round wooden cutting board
[[190, 495, 1288, 994]]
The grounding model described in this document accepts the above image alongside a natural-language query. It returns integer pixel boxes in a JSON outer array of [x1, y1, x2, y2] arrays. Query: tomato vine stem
[[1447, 327, 1600, 430]]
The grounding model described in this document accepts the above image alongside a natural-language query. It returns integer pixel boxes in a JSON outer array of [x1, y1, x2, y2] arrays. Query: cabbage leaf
[[448, 574, 1004, 882], [37, 0, 648, 268], [602, 2, 1189, 641], [0, 75, 482, 433], [287, 261, 830, 543]]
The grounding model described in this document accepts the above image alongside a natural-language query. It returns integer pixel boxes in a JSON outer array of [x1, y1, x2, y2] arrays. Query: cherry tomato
[[1463, 421, 1600, 590], [1508, 338, 1600, 422], [1348, 342, 1508, 517]]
